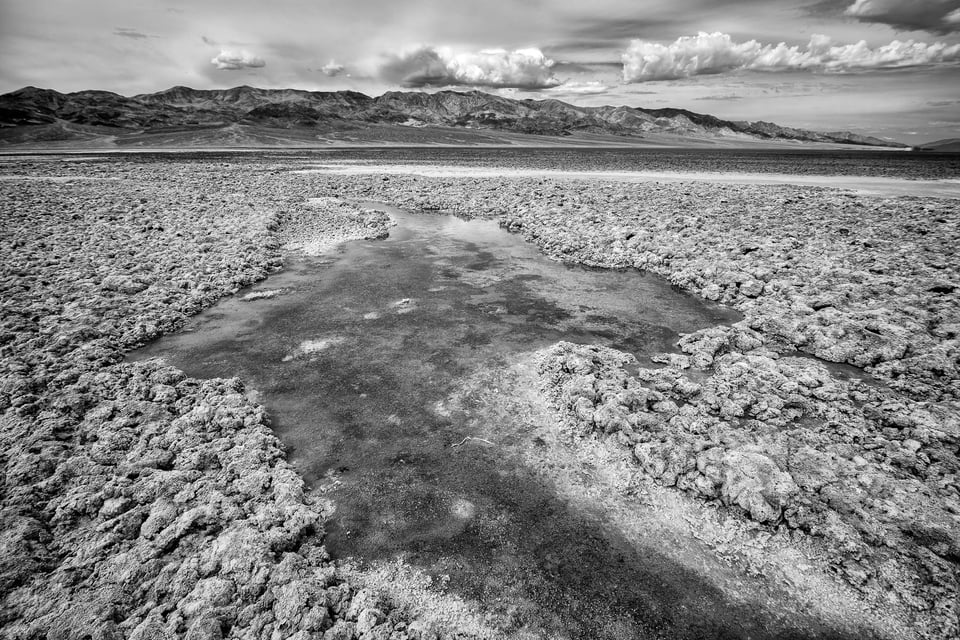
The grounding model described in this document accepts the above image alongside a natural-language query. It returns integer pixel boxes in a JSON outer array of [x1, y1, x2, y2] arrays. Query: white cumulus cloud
[[210, 50, 266, 70], [379, 46, 560, 89], [545, 81, 612, 95], [622, 32, 960, 81], [321, 60, 345, 76], [622, 33, 765, 81], [817, 37, 960, 70]]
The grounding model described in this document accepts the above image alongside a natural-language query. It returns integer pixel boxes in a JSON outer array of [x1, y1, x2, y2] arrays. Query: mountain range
[[0, 85, 907, 149], [914, 138, 960, 152]]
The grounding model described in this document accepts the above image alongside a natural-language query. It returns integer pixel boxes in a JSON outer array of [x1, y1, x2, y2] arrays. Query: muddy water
[[131, 206, 860, 638]]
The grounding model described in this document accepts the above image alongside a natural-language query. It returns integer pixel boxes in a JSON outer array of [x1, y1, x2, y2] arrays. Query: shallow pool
[[131, 205, 866, 638]]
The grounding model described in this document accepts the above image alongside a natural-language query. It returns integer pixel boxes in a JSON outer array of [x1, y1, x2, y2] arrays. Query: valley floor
[[0, 154, 957, 639]]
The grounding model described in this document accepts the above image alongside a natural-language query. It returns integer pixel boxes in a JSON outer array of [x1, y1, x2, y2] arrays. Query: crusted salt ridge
[[538, 337, 958, 638], [281, 198, 394, 256]]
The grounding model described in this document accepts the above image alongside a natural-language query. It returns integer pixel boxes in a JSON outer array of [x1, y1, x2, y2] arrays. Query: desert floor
[[1, 153, 957, 640]]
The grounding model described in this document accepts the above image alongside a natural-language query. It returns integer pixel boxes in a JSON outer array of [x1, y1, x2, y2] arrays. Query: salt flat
[[0, 151, 957, 639], [296, 163, 960, 198]]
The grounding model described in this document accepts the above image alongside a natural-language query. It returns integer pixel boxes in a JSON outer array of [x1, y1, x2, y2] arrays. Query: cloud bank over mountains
[[378, 46, 560, 89], [621, 32, 960, 81]]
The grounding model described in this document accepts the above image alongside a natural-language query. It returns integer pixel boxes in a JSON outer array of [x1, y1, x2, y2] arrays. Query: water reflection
[[130, 207, 864, 638]]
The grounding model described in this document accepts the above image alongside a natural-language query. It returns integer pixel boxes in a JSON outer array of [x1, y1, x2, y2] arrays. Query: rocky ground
[[0, 162, 400, 639], [0, 156, 957, 638], [304, 171, 960, 638]]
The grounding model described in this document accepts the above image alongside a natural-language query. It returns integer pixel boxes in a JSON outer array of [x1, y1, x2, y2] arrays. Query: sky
[[1, 0, 959, 143]]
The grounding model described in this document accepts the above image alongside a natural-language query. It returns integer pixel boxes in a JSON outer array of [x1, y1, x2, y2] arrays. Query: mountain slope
[[0, 85, 906, 148], [915, 138, 960, 152]]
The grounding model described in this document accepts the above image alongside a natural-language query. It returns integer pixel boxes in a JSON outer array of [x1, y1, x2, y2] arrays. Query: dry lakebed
[[0, 150, 958, 639]]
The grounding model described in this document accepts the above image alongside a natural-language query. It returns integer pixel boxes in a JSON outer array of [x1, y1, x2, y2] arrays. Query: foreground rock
[[4, 363, 344, 637], [539, 335, 959, 639]]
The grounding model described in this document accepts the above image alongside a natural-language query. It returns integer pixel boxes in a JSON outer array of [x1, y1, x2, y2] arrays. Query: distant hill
[[0, 85, 908, 149], [914, 138, 960, 152]]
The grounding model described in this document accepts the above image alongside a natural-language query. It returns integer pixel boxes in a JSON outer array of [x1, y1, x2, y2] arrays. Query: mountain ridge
[[0, 85, 907, 148], [914, 138, 960, 152]]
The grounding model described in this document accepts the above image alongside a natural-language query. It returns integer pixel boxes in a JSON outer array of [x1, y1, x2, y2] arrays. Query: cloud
[[565, 16, 688, 43], [321, 60, 345, 76], [804, 0, 854, 17], [844, 0, 960, 34], [550, 61, 598, 74], [622, 33, 763, 81], [551, 59, 623, 73], [622, 32, 960, 81], [379, 46, 560, 89], [545, 81, 612, 95], [694, 93, 744, 101], [210, 50, 266, 70], [114, 27, 148, 40]]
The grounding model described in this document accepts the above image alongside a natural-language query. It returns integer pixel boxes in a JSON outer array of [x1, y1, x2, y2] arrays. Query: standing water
[[131, 205, 855, 639]]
